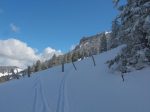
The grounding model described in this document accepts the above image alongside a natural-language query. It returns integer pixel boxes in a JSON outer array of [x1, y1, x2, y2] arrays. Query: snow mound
[[0, 45, 150, 112]]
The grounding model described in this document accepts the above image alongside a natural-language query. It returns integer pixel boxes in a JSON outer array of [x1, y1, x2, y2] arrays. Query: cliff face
[[72, 32, 111, 56]]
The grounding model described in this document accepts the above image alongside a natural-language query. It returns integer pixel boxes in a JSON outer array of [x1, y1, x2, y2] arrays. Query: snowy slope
[[0, 46, 150, 112]]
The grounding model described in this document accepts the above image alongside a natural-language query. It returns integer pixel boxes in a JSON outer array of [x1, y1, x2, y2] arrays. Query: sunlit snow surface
[[0, 45, 150, 112]]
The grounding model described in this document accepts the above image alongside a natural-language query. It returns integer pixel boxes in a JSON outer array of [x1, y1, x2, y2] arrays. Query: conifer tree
[[109, 0, 150, 72]]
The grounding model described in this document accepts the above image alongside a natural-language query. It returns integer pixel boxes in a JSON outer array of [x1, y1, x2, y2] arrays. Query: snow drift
[[0, 46, 150, 112]]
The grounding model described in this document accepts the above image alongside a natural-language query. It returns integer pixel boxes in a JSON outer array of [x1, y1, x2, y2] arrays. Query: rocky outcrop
[[72, 32, 111, 57]]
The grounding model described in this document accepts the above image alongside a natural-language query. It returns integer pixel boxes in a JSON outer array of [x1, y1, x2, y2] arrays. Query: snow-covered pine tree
[[108, 0, 150, 72]]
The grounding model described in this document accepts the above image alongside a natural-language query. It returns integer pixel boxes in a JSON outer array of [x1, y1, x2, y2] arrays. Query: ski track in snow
[[32, 66, 73, 112], [33, 77, 52, 112], [56, 67, 73, 112]]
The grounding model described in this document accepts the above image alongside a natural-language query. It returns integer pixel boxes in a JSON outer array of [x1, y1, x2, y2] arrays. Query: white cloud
[[0, 38, 62, 68], [41, 47, 62, 61], [10, 23, 20, 33]]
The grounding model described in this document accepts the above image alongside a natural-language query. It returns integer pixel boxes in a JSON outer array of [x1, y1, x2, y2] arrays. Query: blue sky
[[0, 0, 124, 53]]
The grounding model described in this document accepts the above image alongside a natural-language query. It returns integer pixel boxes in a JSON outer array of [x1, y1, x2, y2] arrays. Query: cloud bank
[[0, 39, 62, 68]]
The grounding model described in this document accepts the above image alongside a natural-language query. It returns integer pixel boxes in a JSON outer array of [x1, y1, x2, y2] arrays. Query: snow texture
[[0, 45, 150, 112]]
